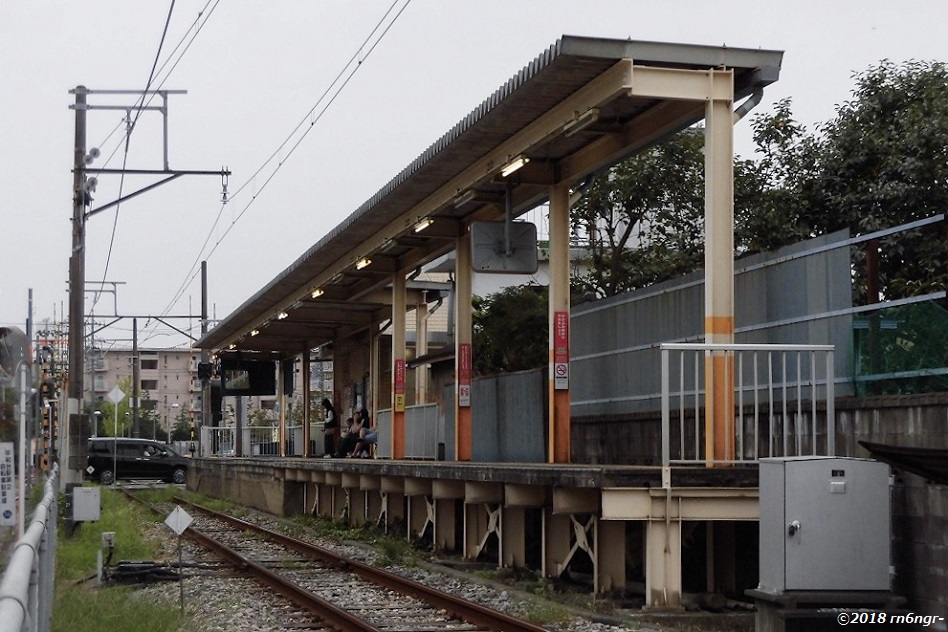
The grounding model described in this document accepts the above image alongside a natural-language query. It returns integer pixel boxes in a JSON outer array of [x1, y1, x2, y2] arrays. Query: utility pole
[[200, 261, 210, 456], [66, 86, 88, 486], [132, 317, 140, 437], [65, 86, 229, 482]]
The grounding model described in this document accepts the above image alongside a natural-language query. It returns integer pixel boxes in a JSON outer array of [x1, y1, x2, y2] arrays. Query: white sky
[[2, 0, 946, 348]]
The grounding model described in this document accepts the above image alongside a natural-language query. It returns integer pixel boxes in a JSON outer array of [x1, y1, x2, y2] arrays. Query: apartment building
[[86, 347, 199, 437]]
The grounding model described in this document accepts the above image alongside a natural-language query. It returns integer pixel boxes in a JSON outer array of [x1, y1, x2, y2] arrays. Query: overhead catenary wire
[[153, 0, 414, 332], [85, 1, 220, 347], [89, 0, 179, 315]]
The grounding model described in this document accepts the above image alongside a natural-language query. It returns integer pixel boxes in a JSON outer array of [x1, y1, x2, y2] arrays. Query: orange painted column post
[[548, 183, 571, 463], [704, 70, 736, 465], [455, 230, 473, 461], [392, 271, 406, 459]]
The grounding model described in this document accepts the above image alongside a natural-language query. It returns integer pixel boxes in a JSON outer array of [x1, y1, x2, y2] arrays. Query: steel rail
[[175, 497, 548, 632], [121, 490, 378, 632]]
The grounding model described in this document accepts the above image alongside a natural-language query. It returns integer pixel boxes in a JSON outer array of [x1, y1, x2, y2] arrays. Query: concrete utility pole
[[65, 86, 88, 486], [200, 261, 210, 456], [66, 86, 230, 482]]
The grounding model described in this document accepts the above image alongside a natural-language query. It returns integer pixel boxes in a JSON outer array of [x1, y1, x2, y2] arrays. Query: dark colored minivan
[[86, 438, 188, 485]]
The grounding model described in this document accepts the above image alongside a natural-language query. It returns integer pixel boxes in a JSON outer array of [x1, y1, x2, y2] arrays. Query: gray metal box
[[759, 457, 890, 593], [72, 486, 101, 522]]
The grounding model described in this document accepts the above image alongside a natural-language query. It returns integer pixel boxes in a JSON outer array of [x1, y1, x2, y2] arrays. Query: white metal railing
[[661, 343, 836, 466], [0, 465, 58, 632], [201, 424, 321, 456]]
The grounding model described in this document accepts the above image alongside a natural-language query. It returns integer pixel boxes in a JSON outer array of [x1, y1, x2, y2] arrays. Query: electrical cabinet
[[759, 457, 890, 593], [71, 486, 101, 522]]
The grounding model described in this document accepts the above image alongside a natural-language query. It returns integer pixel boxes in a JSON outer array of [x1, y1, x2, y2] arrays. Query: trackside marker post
[[164, 505, 193, 616]]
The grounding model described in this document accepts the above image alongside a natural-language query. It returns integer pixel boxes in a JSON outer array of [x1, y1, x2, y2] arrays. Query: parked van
[[86, 437, 188, 485]]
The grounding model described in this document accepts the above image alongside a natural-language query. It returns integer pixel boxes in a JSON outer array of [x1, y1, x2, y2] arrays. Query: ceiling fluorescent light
[[277, 311, 289, 320], [563, 108, 600, 137], [250, 329, 260, 337], [355, 257, 372, 270], [228, 343, 236, 350], [311, 288, 324, 299], [414, 217, 434, 233], [453, 190, 477, 208], [501, 155, 529, 177]]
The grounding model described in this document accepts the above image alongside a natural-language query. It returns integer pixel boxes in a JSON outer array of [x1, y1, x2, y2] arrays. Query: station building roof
[[196, 35, 783, 357]]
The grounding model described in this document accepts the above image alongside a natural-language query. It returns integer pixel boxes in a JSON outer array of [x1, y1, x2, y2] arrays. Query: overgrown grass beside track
[[53, 485, 181, 632]]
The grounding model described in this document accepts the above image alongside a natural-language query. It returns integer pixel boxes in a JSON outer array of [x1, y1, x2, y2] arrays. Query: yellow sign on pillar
[[394, 393, 405, 412]]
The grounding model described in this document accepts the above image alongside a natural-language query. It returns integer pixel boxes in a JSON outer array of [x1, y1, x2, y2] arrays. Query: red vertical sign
[[553, 311, 569, 389], [394, 359, 406, 412], [458, 342, 471, 406]]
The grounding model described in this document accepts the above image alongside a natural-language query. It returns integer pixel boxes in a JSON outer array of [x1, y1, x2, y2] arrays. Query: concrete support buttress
[[455, 231, 473, 461], [544, 509, 572, 578], [646, 519, 682, 609], [548, 182, 571, 463], [703, 70, 736, 463], [435, 499, 457, 552], [598, 520, 626, 592], [502, 506, 526, 568]]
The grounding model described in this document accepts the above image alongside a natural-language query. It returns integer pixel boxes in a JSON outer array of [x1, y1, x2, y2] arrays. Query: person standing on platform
[[321, 398, 338, 457]]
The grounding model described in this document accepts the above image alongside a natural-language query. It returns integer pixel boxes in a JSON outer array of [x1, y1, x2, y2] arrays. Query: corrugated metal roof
[[198, 35, 783, 354]]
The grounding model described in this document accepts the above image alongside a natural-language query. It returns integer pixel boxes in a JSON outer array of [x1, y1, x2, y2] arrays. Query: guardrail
[[202, 424, 323, 456], [661, 343, 836, 466], [0, 464, 58, 632]]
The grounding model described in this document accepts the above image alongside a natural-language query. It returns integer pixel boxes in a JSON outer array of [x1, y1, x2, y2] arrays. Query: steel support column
[[392, 272, 406, 458], [455, 232, 473, 461], [703, 70, 736, 463], [548, 182, 571, 463], [301, 349, 311, 457], [277, 357, 286, 457]]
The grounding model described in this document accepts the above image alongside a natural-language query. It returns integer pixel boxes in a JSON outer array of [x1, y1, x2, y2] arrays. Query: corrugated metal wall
[[472, 368, 546, 462], [571, 231, 854, 417]]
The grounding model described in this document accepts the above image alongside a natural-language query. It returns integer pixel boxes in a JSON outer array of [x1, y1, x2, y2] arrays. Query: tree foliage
[[571, 129, 706, 296], [572, 59, 947, 302], [472, 284, 548, 374]]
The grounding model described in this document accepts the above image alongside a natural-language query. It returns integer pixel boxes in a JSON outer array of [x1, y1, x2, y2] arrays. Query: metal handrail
[[661, 343, 836, 466], [0, 464, 58, 632]]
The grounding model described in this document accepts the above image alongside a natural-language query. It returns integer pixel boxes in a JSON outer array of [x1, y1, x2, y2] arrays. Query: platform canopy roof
[[196, 35, 783, 357]]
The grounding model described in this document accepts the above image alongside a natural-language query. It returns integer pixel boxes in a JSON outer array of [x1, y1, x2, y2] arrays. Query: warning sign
[[458, 343, 472, 407], [553, 311, 569, 390]]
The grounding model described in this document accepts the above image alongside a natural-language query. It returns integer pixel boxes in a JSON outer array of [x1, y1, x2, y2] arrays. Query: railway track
[[124, 490, 548, 632]]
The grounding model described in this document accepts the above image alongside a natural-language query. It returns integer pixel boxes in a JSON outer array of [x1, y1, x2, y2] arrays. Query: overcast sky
[[2, 0, 946, 349]]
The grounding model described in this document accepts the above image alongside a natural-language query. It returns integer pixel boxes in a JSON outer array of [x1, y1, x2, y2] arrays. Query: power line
[[156, 0, 414, 325], [89, 0, 179, 314]]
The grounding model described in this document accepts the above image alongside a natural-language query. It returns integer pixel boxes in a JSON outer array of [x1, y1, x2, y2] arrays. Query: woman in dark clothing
[[321, 398, 338, 457], [337, 409, 368, 457]]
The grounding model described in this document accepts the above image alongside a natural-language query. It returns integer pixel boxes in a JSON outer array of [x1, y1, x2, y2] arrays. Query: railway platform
[[189, 457, 759, 609]]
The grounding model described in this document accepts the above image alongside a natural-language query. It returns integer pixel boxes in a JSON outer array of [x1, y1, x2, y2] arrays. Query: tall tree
[[571, 128, 706, 297], [809, 60, 948, 300], [472, 284, 548, 374]]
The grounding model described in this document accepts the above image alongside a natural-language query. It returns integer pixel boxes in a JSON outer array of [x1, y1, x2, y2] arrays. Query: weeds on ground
[[54, 486, 184, 632], [515, 598, 573, 626], [375, 536, 416, 567]]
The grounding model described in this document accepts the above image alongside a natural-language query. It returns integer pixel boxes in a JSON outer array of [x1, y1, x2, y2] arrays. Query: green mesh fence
[[853, 300, 948, 395]]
